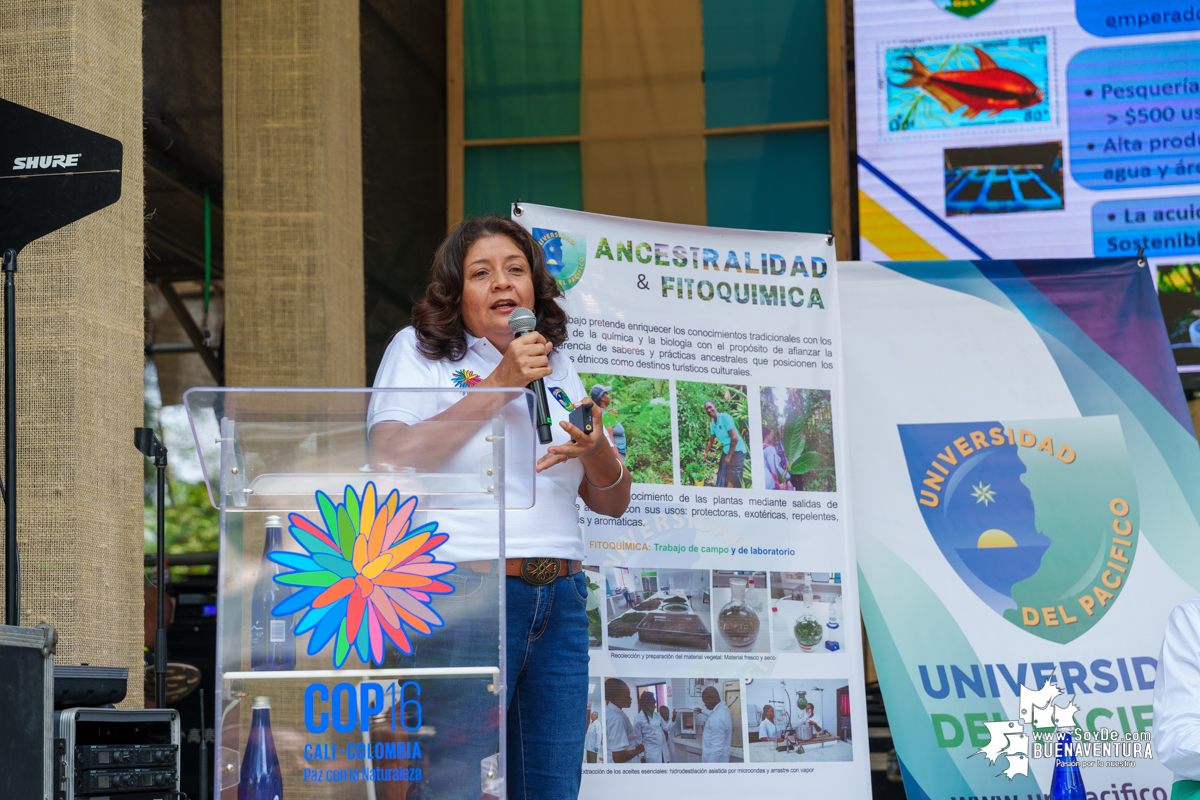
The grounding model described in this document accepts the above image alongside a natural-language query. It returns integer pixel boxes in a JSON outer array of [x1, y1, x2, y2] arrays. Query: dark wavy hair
[[410, 215, 568, 362]]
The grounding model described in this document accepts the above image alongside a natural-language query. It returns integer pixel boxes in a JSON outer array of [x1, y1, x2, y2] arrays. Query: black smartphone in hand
[[569, 401, 595, 437]]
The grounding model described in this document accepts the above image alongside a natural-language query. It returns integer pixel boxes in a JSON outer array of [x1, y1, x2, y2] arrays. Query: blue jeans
[[506, 572, 590, 799], [402, 570, 589, 799]]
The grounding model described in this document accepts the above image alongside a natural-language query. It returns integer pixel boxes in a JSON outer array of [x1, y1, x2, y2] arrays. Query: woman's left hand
[[536, 400, 606, 472]]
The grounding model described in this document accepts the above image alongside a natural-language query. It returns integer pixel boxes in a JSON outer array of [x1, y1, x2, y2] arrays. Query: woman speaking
[[367, 215, 630, 798]]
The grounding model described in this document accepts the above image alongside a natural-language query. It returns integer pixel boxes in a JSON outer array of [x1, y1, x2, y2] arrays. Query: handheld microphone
[[508, 307, 555, 444]]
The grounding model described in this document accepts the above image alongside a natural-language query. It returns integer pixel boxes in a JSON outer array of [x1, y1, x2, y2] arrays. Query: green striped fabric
[[464, 143, 583, 219], [464, 0, 582, 217], [702, 0, 828, 127], [462, 0, 834, 230], [706, 130, 832, 234], [703, 0, 831, 234], [464, 0, 581, 139]]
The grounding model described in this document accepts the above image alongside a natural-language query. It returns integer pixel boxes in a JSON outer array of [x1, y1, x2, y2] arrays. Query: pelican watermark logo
[[972, 672, 1153, 779]]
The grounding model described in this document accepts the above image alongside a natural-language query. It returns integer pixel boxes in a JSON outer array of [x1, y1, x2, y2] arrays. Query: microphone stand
[[134, 427, 168, 708], [3, 248, 17, 626], [199, 687, 208, 800]]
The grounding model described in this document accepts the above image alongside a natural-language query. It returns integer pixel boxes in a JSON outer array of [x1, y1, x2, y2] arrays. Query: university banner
[[514, 204, 872, 797], [841, 258, 1200, 800]]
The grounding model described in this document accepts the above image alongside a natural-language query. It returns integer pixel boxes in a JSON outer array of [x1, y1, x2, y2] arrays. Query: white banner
[[515, 204, 871, 796]]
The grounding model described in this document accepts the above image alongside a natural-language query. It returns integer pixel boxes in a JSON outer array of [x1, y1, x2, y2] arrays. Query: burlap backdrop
[[223, 0, 365, 389], [0, 2, 146, 704], [222, 1, 364, 794]]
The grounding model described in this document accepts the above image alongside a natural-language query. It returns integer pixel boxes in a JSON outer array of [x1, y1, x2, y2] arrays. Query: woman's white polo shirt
[[368, 326, 587, 561]]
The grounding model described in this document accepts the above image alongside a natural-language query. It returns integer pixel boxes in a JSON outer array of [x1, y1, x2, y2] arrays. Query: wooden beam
[[145, 227, 223, 278], [446, 0, 464, 227], [461, 119, 831, 149], [464, 133, 583, 148], [826, 0, 852, 261], [155, 280, 223, 384], [144, 161, 224, 214], [705, 119, 830, 138]]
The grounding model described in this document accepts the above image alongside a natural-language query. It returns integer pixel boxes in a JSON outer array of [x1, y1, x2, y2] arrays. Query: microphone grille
[[508, 307, 537, 335]]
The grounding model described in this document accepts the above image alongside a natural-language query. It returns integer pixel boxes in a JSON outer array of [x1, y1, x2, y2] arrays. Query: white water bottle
[[746, 577, 763, 614]]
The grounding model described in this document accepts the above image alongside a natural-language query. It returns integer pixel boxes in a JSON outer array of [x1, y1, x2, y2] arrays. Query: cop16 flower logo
[[269, 483, 455, 666]]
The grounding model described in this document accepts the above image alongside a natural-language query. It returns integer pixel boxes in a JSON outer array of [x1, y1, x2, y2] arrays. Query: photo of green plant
[[578, 373, 673, 485], [676, 382, 749, 488], [1157, 263, 1200, 364], [585, 566, 603, 649], [760, 386, 836, 492]]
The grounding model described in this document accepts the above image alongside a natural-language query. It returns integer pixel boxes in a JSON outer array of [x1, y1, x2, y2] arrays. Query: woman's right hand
[[480, 332, 553, 388]]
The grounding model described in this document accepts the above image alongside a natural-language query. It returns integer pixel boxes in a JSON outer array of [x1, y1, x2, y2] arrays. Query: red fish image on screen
[[897, 45, 1043, 119]]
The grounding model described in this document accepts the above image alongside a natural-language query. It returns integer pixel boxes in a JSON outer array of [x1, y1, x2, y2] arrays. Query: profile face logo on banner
[[269, 483, 455, 666], [898, 416, 1138, 643], [533, 227, 586, 292]]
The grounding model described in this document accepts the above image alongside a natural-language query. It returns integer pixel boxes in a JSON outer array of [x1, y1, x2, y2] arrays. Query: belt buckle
[[520, 557, 560, 586]]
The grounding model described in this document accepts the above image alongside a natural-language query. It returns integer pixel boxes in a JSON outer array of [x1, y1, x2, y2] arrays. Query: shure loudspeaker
[[0, 98, 125, 800]]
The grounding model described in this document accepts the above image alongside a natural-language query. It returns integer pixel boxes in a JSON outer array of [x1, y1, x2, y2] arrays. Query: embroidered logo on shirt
[[549, 386, 575, 411], [451, 369, 481, 388]]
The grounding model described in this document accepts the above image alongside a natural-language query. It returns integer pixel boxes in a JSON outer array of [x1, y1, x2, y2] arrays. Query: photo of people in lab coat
[[584, 676, 604, 764], [745, 679, 853, 762], [602, 677, 745, 764]]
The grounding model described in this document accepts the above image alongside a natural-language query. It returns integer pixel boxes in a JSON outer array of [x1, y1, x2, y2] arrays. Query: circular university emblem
[[898, 416, 1138, 644], [932, 0, 998, 18], [533, 227, 587, 292]]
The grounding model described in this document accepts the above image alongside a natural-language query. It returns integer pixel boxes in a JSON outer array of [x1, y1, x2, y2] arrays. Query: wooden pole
[[826, 0, 852, 261], [446, 0, 465, 228]]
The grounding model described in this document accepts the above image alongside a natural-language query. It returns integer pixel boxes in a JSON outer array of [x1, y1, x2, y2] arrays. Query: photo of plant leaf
[[585, 567, 603, 649], [676, 381, 749, 488], [579, 373, 673, 485], [760, 386, 836, 492]]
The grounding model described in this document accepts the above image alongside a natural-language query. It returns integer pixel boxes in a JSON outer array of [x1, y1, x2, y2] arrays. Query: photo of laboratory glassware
[[717, 576, 761, 648]]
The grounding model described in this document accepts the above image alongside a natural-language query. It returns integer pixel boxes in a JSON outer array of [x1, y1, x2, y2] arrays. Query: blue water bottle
[[250, 516, 296, 670], [239, 696, 283, 800], [1051, 731, 1086, 800]]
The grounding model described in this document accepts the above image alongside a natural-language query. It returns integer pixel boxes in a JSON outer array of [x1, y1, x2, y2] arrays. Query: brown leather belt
[[462, 558, 583, 586]]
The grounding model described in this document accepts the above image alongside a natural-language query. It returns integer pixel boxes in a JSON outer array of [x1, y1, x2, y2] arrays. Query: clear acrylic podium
[[184, 388, 536, 800]]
